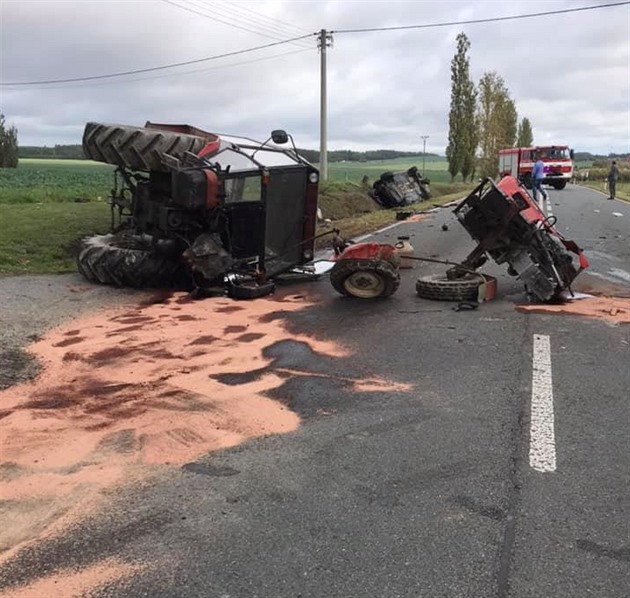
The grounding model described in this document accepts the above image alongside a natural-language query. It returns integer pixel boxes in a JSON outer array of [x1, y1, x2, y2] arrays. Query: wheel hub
[[343, 270, 386, 298]]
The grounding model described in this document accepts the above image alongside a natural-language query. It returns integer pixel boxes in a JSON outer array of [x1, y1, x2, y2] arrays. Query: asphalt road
[[1, 185, 628, 597]]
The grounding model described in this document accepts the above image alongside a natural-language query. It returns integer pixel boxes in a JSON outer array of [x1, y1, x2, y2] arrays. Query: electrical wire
[[332, 1, 630, 34], [0, 33, 316, 86], [8, 47, 312, 91], [3, 1, 626, 87], [160, 0, 312, 49], [198, 0, 312, 40]]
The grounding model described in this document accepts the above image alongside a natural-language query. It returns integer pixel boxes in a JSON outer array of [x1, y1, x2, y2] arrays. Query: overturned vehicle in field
[[78, 122, 319, 298], [370, 167, 431, 208]]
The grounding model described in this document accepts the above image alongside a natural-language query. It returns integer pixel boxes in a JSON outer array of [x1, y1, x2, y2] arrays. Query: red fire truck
[[498, 145, 575, 190]]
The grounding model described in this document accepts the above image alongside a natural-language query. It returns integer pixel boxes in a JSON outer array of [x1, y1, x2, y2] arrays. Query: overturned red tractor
[[78, 122, 319, 298], [450, 176, 588, 302]]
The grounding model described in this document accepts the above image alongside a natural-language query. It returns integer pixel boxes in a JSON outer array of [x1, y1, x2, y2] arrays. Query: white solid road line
[[546, 196, 553, 218], [530, 334, 557, 473]]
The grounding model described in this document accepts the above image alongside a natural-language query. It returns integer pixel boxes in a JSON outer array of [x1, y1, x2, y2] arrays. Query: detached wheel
[[330, 259, 400, 299], [77, 233, 188, 288], [415, 273, 484, 302]]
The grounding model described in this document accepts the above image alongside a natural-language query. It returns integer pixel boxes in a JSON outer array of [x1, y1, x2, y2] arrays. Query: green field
[[321, 157, 452, 184], [0, 159, 114, 203]]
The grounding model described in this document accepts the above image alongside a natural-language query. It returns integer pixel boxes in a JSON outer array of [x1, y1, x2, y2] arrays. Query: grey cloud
[[1, 0, 628, 154]]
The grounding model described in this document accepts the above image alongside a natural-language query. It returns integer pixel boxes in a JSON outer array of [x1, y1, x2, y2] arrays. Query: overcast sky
[[1, 0, 628, 155]]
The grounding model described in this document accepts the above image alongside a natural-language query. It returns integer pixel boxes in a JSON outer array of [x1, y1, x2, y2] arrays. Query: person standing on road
[[531, 152, 548, 209], [607, 160, 619, 200]]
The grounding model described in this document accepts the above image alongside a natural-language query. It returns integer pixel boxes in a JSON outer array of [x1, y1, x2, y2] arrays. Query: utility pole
[[318, 29, 333, 181], [421, 135, 429, 177]]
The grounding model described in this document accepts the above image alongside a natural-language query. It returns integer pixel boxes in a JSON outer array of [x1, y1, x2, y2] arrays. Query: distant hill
[[574, 151, 629, 162]]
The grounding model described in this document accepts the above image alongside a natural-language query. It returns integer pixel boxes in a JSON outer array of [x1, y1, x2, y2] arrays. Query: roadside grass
[[0, 202, 111, 275], [315, 183, 475, 249]]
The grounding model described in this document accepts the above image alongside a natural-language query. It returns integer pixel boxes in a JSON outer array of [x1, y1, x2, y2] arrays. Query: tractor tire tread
[[82, 122, 208, 172], [415, 273, 483, 302], [77, 234, 188, 289]]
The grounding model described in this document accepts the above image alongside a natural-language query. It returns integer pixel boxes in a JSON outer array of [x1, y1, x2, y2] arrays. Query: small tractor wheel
[[330, 259, 400, 299], [82, 122, 208, 172], [415, 273, 484, 302], [77, 233, 188, 289]]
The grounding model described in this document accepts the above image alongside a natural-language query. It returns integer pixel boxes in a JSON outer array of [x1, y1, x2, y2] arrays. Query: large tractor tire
[[82, 123, 208, 172], [415, 273, 484, 302], [77, 233, 189, 289], [330, 259, 400, 299]]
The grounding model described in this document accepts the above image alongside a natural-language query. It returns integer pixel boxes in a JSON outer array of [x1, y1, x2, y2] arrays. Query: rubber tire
[[227, 281, 275, 300], [330, 259, 400, 299], [77, 233, 188, 288], [552, 180, 567, 190], [82, 122, 208, 172], [379, 171, 395, 183], [521, 173, 532, 189], [415, 273, 484, 302]]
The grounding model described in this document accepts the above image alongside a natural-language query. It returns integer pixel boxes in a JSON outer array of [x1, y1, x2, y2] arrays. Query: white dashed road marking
[[530, 334, 557, 473]]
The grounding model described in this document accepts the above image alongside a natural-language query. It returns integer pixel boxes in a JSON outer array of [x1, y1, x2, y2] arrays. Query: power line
[[8, 47, 312, 91], [0, 33, 315, 86], [332, 1, 630, 34], [3, 1, 626, 87], [202, 0, 312, 36], [160, 0, 312, 48]]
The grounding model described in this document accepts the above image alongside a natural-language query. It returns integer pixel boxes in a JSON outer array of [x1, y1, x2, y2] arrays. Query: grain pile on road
[[516, 275, 630, 325], [0, 289, 410, 595]]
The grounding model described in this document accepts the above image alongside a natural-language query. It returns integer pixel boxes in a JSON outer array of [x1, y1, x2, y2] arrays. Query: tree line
[[19, 144, 85, 159], [446, 32, 534, 182]]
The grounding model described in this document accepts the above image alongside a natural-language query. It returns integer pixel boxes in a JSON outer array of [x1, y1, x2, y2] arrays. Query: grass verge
[[0, 202, 111, 275], [315, 186, 474, 250]]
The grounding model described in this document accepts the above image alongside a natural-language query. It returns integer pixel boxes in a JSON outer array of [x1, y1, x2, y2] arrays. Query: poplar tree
[[517, 117, 534, 147], [476, 72, 518, 178], [446, 33, 477, 182], [0, 113, 19, 168]]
